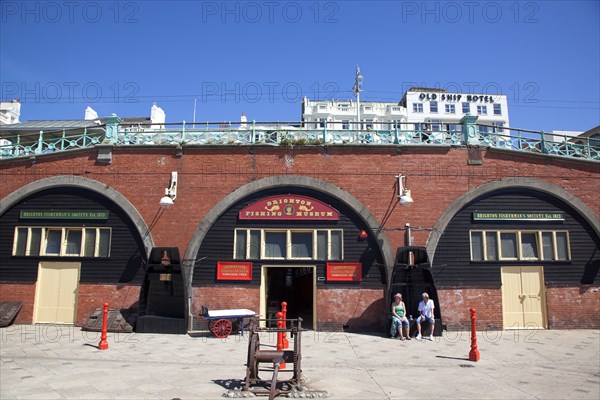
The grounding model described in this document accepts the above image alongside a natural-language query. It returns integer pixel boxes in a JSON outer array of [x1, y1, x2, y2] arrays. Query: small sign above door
[[217, 262, 253, 281], [326, 262, 362, 282]]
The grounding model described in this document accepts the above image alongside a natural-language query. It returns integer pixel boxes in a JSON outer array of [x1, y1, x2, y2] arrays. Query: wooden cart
[[201, 307, 257, 338]]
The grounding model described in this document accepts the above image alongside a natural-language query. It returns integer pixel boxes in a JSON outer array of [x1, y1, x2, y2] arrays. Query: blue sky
[[1, 0, 599, 132]]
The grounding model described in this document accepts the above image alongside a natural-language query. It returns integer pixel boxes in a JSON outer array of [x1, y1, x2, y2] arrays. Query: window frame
[[12, 226, 111, 258], [445, 104, 456, 114], [469, 229, 571, 262], [493, 103, 502, 115], [430, 101, 438, 113], [234, 228, 344, 261], [462, 102, 470, 114], [413, 103, 423, 113], [477, 105, 488, 115]]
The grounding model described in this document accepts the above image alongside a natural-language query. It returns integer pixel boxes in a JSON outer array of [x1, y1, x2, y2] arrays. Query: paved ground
[[1, 325, 599, 399]]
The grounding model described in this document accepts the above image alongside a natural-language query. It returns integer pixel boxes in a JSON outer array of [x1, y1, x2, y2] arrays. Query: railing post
[[323, 120, 328, 143], [460, 114, 479, 146], [103, 114, 122, 144], [61, 130, 66, 150], [540, 130, 548, 154], [394, 124, 399, 144], [37, 131, 44, 154], [251, 120, 256, 143]]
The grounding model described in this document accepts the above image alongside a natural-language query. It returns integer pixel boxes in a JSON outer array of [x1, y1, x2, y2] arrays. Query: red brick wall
[[546, 285, 600, 329], [316, 287, 385, 330], [1, 147, 597, 252], [1, 146, 599, 329], [438, 288, 504, 330], [75, 284, 140, 325], [0, 282, 36, 324]]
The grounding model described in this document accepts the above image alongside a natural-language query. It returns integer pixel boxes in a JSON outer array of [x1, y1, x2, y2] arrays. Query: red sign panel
[[239, 195, 339, 221], [217, 262, 252, 281], [326, 262, 362, 282]]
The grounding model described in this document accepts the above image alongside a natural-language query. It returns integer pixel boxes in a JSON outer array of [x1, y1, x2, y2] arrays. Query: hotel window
[[445, 104, 456, 114], [319, 118, 327, 128], [492, 122, 504, 133], [365, 119, 374, 129], [430, 120, 442, 132], [477, 105, 487, 115], [462, 102, 470, 114], [493, 104, 502, 115], [234, 229, 343, 261], [413, 103, 423, 113], [342, 120, 350, 130], [12, 227, 111, 257], [470, 230, 570, 261], [448, 123, 461, 133], [430, 101, 438, 113]]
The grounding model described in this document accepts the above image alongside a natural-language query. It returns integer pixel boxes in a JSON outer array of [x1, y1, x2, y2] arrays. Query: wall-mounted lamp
[[396, 174, 414, 205], [359, 229, 368, 240], [159, 171, 178, 207]]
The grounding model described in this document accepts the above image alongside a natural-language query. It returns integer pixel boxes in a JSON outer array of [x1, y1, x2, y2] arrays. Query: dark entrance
[[265, 266, 314, 329]]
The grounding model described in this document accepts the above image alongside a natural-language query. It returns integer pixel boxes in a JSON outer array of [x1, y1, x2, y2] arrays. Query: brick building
[[0, 116, 598, 332]]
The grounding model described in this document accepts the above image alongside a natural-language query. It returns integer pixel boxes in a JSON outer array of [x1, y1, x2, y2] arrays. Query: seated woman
[[390, 293, 410, 340]]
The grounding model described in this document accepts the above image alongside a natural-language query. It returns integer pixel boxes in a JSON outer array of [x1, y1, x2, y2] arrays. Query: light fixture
[[159, 171, 178, 207], [396, 174, 414, 205], [359, 229, 368, 240]]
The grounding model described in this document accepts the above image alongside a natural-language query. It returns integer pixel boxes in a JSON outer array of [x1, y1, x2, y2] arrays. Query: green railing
[[1, 116, 598, 162], [0, 127, 105, 159]]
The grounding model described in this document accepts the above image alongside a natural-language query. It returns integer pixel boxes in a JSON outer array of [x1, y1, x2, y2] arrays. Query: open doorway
[[261, 266, 315, 330]]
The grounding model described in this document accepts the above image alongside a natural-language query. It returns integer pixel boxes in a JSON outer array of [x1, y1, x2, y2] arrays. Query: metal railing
[[0, 127, 105, 159], [1, 120, 598, 162]]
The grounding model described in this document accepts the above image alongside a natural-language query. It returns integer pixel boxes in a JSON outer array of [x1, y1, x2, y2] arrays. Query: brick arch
[[183, 174, 395, 282], [426, 177, 600, 264], [0, 175, 154, 255]]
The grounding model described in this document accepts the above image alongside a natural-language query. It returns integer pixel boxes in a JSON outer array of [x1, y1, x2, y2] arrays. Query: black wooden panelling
[[433, 189, 600, 287], [193, 187, 384, 288], [0, 188, 146, 283]]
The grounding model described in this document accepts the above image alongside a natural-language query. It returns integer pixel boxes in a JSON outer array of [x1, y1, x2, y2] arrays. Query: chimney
[[150, 103, 166, 130], [84, 106, 98, 120]]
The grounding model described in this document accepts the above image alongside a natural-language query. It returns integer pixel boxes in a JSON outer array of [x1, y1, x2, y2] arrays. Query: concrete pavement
[[1, 325, 599, 399]]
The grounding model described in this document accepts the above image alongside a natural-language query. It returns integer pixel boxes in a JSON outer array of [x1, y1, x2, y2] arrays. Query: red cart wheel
[[212, 318, 233, 338]]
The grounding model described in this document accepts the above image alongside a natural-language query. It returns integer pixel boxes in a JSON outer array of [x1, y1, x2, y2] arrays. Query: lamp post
[[353, 65, 363, 130]]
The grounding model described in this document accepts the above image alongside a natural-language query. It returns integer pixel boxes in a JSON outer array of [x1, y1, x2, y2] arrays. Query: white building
[[0, 99, 21, 125], [302, 87, 510, 134]]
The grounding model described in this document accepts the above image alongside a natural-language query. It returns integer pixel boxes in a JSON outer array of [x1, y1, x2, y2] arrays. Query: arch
[[426, 178, 600, 264], [183, 174, 395, 275], [0, 176, 154, 255]]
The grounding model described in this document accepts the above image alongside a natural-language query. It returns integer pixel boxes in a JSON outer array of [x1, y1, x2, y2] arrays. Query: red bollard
[[281, 302, 289, 349], [469, 308, 480, 362], [98, 302, 109, 350], [276, 311, 286, 369]]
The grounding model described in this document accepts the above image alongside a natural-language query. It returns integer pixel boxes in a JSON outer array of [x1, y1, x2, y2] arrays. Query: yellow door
[[501, 266, 546, 329], [521, 266, 546, 328], [501, 267, 524, 328], [34, 262, 81, 324]]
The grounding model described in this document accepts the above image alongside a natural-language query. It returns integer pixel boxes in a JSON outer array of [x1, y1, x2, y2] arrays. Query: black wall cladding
[[0, 188, 146, 283], [194, 187, 385, 287], [433, 189, 600, 287]]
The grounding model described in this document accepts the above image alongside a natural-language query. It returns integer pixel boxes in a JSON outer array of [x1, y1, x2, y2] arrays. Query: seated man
[[416, 292, 435, 341]]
